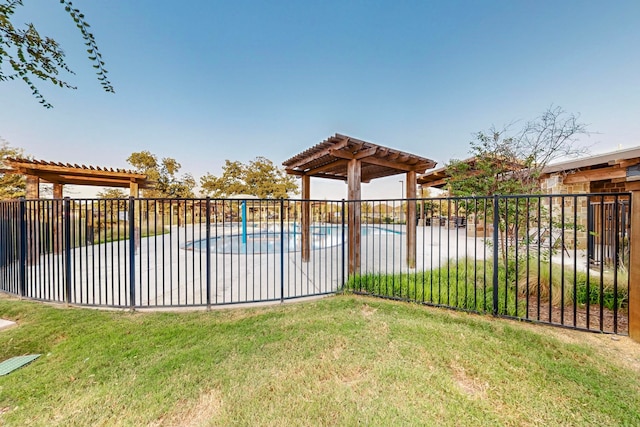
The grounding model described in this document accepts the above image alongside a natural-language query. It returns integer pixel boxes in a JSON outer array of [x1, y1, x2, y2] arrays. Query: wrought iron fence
[[0, 193, 631, 334], [0, 197, 345, 308], [346, 193, 630, 334]]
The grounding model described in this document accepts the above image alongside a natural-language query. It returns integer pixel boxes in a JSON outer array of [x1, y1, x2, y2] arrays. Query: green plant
[[517, 258, 628, 311], [344, 259, 523, 316]]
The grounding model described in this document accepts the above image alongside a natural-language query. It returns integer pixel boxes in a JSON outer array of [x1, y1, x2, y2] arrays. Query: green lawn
[[1, 294, 639, 426]]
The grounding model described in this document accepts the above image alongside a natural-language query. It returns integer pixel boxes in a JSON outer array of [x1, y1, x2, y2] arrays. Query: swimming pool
[[183, 225, 401, 254]]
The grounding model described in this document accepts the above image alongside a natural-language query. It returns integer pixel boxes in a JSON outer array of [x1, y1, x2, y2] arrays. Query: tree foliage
[[127, 151, 195, 198], [446, 106, 589, 196], [0, 0, 113, 108], [96, 188, 126, 199], [200, 157, 298, 199], [0, 138, 26, 199]]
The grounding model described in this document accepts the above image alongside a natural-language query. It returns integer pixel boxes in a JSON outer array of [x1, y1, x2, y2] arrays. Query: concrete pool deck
[[12, 222, 594, 309]]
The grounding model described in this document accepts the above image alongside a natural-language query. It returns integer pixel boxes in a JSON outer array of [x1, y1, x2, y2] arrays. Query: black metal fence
[[0, 193, 631, 334], [0, 198, 345, 308], [347, 193, 630, 334]]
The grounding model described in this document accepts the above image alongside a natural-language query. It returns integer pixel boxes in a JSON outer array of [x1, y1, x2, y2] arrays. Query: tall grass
[[345, 259, 522, 316], [518, 258, 628, 311], [346, 257, 629, 316]]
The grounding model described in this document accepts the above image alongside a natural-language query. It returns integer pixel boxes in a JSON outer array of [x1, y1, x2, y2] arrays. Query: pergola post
[[129, 181, 139, 197], [26, 176, 39, 199], [417, 185, 423, 226], [25, 176, 39, 264], [53, 183, 64, 254], [406, 170, 417, 269], [129, 180, 141, 254], [52, 183, 63, 199], [348, 159, 361, 276], [301, 175, 311, 262]]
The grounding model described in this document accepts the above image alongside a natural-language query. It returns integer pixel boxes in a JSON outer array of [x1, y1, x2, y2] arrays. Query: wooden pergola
[[283, 133, 436, 275], [2, 158, 153, 261], [2, 158, 153, 198]]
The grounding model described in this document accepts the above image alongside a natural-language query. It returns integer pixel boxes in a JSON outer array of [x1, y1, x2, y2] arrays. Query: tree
[[200, 156, 298, 199], [0, 138, 26, 199], [127, 151, 195, 198], [446, 106, 590, 265], [446, 106, 589, 197], [97, 188, 126, 199], [1, 0, 113, 108]]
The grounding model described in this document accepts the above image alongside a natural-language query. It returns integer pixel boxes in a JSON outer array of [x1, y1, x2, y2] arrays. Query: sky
[[1, 0, 639, 200]]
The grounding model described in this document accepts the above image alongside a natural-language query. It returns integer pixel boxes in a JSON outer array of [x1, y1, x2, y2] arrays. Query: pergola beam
[[303, 159, 350, 176], [4, 158, 151, 189], [36, 173, 149, 188], [329, 146, 379, 160], [362, 156, 434, 173]]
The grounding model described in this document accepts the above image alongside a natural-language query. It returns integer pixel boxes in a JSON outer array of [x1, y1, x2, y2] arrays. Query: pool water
[[183, 225, 401, 254]]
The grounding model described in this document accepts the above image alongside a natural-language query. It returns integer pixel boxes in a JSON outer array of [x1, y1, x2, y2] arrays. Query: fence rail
[[0, 193, 631, 334]]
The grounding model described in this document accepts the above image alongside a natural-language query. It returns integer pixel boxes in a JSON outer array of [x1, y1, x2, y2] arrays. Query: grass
[[346, 258, 629, 316], [345, 259, 522, 316], [1, 295, 639, 426]]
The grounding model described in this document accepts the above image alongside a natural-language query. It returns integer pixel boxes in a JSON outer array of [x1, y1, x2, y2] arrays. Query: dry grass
[[517, 259, 628, 309]]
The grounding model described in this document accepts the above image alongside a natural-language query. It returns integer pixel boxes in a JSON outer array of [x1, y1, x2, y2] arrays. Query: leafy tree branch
[[0, 0, 113, 107]]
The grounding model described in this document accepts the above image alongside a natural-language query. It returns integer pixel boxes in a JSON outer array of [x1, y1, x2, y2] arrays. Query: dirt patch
[[524, 297, 627, 334], [360, 304, 378, 317], [151, 389, 223, 427], [512, 318, 640, 375], [450, 362, 487, 398]]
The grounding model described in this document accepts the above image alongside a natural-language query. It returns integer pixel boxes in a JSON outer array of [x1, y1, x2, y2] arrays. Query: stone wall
[[539, 173, 590, 195], [540, 173, 590, 250], [590, 180, 627, 194]]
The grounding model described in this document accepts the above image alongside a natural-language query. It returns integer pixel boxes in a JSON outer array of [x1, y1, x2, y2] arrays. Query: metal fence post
[[128, 196, 136, 309], [19, 197, 26, 297], [206, 197, 211, 309], [341, 199, 346, 290], [64, 197, 72, 304], [628, 187, 640, 342], [280, 198, 285, 303], [492, 195, 499, 316]]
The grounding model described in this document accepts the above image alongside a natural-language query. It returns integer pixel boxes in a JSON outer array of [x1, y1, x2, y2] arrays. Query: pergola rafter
[[3, 158, 153, 198]]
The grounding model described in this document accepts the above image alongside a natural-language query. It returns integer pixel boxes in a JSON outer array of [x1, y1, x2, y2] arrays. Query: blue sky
[[2, 0, 639, 199]]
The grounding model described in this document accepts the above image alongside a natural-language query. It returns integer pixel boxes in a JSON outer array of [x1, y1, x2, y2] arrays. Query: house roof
[[542, 146, 640, 174], [283, 133, 437, 182], [416, 145, 640, 189], [417, 156, 525, 188]]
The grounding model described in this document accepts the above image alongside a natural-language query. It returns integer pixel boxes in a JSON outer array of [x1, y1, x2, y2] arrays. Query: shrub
[[517, 258, 628, 311]]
